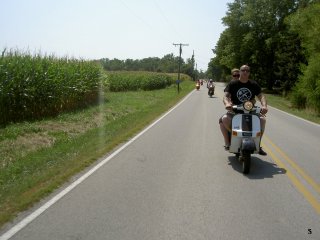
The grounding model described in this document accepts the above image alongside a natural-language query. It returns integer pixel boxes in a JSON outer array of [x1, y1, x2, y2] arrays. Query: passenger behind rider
[[219, 65, 268, 155], [231, 68, 240, 80]]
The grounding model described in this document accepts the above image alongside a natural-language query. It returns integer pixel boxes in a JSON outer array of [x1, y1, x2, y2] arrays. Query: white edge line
[[269, 105, 320, 127], [0, 90, 195, 240]]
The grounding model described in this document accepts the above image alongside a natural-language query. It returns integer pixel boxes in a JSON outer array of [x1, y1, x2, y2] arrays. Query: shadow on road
[[227, 156, 286, 179]]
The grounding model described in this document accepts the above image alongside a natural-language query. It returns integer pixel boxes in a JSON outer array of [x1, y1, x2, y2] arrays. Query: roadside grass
[[264, 93, 320, 124], [0, 80, 194, 228]]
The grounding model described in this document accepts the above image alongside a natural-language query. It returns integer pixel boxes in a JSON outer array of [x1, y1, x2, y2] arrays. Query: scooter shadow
[[227, 156, 286, 179]]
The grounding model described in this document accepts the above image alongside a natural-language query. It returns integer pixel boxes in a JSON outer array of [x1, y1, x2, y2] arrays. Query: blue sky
[[0, 0, 231, 71]]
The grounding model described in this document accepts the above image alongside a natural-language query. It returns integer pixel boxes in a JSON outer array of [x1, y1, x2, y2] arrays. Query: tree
[[207, 57, 226, 81], [182, 58, 195, 79], [274, 32, 306, 93], [211, 0, 305, 90], [288, 2, 320, 112]]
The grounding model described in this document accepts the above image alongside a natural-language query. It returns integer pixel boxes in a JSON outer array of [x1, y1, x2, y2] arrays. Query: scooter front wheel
[[242, 152, 251, 174]]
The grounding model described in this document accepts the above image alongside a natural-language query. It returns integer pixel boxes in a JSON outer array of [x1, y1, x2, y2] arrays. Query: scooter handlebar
[[232, 104, 261, 113]]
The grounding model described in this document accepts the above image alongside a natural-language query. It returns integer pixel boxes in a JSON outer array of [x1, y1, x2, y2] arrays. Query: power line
[[119, 0, 172, 43], [153, 0, 184, 40]]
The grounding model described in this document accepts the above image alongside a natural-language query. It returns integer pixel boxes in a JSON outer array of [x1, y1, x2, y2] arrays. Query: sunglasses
[[232, 74, 240, 77], [240, 69, 250, 72]]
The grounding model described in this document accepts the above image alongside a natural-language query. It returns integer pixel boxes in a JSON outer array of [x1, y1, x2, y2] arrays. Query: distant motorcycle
[[208, 84, 215, 97], [228, 101, 262, 174], [196, 83, 200, 90]]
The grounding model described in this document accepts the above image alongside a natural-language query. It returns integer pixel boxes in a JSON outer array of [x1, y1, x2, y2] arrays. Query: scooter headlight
[[243, 101, 253, 111]]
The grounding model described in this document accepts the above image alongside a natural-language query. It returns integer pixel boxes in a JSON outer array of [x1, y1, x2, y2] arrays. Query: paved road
[[1, 83, 320, 240]]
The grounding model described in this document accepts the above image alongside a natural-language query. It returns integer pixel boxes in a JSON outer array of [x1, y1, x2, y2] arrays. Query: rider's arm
[[223, 92, 233, 110], [257, 93, 268, 114]]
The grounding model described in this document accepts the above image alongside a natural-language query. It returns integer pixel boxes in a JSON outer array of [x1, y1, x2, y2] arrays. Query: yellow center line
[[262, 143, 320, 215], [264, 135, 320, 195]]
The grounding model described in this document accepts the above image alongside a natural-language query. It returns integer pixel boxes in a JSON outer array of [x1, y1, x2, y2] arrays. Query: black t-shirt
[[224, 80, 261, 105]]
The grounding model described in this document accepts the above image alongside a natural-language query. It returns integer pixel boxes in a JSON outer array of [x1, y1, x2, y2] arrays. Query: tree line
[[208, 0, 320, 112], [100, 53, 205, 80]]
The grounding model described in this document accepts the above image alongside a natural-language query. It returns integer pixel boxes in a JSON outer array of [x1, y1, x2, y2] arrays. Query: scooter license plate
[[242, 132, 252, 137]]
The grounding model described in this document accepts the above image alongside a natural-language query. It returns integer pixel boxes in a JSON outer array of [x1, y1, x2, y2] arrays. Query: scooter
[[229, 101, 262, 174], [208, 84, 215, 97], [196, 83, 200, 90]]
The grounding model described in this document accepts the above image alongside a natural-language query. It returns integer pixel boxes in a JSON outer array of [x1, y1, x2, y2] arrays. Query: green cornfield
[[0, 49, 101, 126], [107, 71, 184, 92], [0, 49, 191, 126]]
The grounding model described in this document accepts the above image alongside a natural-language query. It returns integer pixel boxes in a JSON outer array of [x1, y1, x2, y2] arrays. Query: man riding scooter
[[207, 79, 215, 96], [219, 65, 268, 155]]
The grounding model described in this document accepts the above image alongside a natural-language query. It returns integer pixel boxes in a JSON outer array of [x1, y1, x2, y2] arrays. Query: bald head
[[239, 65, 250, 82]]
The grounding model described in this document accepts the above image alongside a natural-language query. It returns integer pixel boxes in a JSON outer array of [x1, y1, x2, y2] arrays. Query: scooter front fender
[[241, 138, 256, 153]]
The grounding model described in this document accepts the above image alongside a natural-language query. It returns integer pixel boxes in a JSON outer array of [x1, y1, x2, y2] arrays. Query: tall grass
[[0, 49, 101, 126]]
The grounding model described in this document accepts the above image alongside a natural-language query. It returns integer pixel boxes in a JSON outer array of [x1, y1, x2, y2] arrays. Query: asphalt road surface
[[1, 83, 320, 240]]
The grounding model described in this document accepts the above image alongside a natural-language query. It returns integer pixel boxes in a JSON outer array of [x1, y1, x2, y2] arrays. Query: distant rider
[[207, 79, 215, 95]]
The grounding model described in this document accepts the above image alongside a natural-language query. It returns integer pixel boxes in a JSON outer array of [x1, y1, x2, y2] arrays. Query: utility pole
[[192, 50, 195, 81], [173, 43, 189, 93], [195, 63, 198, 81]]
